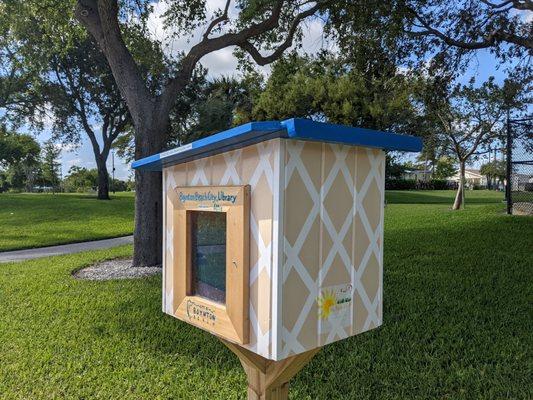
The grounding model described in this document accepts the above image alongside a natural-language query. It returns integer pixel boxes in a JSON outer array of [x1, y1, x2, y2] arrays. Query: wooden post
[[221, 339, 319, 400]]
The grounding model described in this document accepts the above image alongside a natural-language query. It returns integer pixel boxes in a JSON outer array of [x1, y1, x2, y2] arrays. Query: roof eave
[[132, 118, 423, 171]]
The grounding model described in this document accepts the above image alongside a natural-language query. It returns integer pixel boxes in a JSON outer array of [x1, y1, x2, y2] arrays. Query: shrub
[[385, 179, 417, 190], [110, 179, 128, 192], [431, 179, 449, 190], [386, 179, 457, 190]]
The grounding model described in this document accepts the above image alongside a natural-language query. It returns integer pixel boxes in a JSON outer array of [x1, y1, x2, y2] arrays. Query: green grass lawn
[[0, 191, 531, 399], [0, 192, 134, 251]]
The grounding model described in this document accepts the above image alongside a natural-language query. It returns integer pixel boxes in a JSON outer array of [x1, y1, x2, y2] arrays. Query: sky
[[34, 0, 523, 180]]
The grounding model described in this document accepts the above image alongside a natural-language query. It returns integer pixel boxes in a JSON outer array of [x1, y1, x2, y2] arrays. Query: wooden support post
[[221, 339, 319, 400]]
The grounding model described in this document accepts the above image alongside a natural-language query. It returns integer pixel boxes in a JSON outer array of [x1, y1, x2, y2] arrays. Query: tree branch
[[77, 0, 323, 145], [511, 0, 533, 11], [404, 5, 533, 50], [75, 0, 154, 126], [479, 0, 513, 9], [238, 2, 321, 65], [202, 0, 232, 40], [157, 0, 322, 118], [101, 113, 110, 142]]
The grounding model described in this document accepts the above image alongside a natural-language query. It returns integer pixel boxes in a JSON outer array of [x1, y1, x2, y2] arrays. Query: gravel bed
[[73, 258, 161, 281]]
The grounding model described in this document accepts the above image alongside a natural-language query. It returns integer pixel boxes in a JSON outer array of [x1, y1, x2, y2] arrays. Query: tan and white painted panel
[[163, 138, 385, 360]]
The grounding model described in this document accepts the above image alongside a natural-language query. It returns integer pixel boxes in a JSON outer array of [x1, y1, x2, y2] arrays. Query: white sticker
[[160, 143, 193, 158], [317, 283, 353, 335]]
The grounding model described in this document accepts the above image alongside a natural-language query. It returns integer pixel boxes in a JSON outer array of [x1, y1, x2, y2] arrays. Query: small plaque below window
[[190, 211, 227, 304]]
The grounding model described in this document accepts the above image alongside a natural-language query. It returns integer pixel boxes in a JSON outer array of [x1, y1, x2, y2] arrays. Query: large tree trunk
[[133, 170, 162, 267], [132, 123, 165, 267], [96, 158, 110, 200], [452, 161, 466, 210]]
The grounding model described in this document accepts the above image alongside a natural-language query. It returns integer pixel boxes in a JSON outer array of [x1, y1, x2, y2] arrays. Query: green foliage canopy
[[249, 53, 422, 133], [480, 160, 506, 182], [40, 140, 61, 189], [433, 156, 457, 179]]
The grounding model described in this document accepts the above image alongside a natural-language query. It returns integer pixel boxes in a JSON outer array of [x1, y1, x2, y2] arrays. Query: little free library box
[[133, 118, 421, 398]]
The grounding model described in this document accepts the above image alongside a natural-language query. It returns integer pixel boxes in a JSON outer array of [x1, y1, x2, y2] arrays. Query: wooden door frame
[[170, 185, 250, 344]]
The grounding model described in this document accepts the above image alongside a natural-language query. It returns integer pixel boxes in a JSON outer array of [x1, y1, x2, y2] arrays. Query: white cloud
[[62, 157, 82, 167], [300, 18, 335, 54], [55, 142, 78, 152], [523, 10, 532, 23], [32, 102, 55, 130]]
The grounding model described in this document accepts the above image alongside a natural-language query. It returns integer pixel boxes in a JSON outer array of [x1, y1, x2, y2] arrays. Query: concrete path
[[0, 235, 134, 263]]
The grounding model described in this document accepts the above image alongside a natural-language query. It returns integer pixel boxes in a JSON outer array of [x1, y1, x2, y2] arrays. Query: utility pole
[[505, 109, 512, 215], [112, 150, 116, 194], [487, 145, 492, 190]]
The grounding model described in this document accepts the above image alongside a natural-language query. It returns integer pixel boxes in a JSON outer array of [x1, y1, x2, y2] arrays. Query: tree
[[46, 37, 140, 200], [400, 1, 532, 59], [0, 5, 40, 119], [63, 166, 98, 192], [187, 76, 261, 141], [433, 78, 510, 209], [46, 36, 132, 200], [41, 140, 61, 192], [0, 126, 41, 191], [385, 154, 407, 180], [73, 0, 328, 267], [167, 76, 260, 147], [480, 160, 506, 189], [0, 38, 34, 114], [433, 156, 457, 180], [1, 5, 137, 200], [326, 1, 532, 71], [249, 53, 421, 132], [112, 74, 241, 162], [1, 2, 179, 201]]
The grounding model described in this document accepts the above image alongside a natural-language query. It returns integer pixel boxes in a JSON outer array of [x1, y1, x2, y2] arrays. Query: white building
[[401, 168, 432, 181], [449, 169, 487, 188]]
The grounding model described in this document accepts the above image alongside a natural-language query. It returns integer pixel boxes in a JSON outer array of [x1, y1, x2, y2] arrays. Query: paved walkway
[[0, 235, 134, 263]]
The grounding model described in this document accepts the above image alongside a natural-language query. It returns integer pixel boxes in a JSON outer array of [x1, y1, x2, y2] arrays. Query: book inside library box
[[190, 211, 227, 304]]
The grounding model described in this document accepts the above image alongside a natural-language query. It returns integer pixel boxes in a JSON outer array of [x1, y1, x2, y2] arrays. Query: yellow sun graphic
[[318, 290, 336, 320]]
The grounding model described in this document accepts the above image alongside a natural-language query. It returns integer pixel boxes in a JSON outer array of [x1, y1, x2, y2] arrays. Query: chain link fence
[[507, 116, 533, 215]]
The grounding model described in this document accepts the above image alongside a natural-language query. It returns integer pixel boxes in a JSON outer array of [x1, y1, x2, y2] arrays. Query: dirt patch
[[73, 258, 161, 281], [512, 202, 533, 216]]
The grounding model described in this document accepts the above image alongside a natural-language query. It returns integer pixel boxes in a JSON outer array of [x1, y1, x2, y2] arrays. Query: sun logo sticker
[[318, 290, 337, 320], [317, 284, 354, 338]]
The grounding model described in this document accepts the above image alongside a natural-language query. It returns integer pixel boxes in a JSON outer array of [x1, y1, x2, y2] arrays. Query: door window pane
[[190, 211, 226, 303]]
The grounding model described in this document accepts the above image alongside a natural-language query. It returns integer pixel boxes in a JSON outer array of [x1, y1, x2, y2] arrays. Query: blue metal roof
[[132, 118, 422, 171]]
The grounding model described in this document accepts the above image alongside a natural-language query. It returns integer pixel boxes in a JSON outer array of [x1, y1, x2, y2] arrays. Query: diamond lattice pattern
[[162, 138, 385, 361], [162, 139, 280, 358], [280, 142, 385, 358]]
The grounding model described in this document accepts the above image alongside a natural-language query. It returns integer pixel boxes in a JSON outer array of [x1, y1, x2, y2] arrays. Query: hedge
[[385, 179, 456, 190]]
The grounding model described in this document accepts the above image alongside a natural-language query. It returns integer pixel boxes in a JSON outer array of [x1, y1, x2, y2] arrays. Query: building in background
[[449, 169, 487, 188], [401, 168, 432, 181]]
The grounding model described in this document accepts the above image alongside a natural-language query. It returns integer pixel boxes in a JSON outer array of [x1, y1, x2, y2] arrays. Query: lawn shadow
[[386, 190, 504, 205]]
